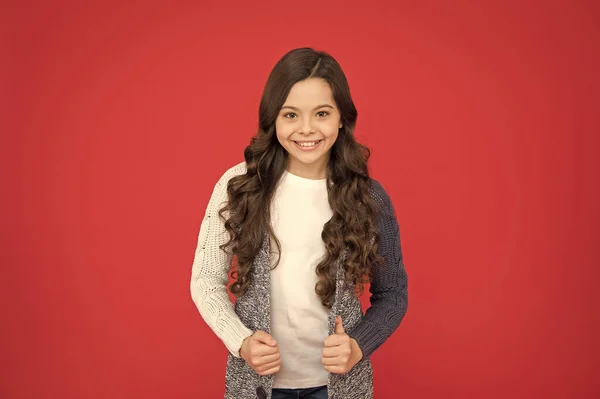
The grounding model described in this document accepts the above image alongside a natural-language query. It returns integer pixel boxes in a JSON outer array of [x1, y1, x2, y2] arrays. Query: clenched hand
[[322, 316, 363, 374]]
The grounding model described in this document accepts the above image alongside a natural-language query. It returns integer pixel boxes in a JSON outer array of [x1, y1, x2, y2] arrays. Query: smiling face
[[275, 78, 343, 179]]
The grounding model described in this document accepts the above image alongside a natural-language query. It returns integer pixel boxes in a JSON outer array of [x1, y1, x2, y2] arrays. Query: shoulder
[[368, 178, 400, 236], [215, 161, 247, 187], [368, 177, 393, 210], [206, 162, 247, 203]]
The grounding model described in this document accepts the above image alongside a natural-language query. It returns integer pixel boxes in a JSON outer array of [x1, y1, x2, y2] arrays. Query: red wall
[[3, 1, 599, 398]]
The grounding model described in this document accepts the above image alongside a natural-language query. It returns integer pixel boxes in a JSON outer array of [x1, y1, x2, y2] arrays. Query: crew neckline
[[282, 169, 328, 187]]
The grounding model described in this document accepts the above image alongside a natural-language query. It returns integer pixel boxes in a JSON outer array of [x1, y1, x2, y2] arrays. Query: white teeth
[[296, 141, 320, 147]]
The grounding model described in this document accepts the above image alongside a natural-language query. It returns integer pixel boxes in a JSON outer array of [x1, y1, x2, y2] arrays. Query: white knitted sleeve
[[190, 162, 252, 357]]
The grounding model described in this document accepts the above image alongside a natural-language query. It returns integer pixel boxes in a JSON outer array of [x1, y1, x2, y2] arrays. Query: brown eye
[[316, 111, 329, 117], [284, 113, 297, 119]]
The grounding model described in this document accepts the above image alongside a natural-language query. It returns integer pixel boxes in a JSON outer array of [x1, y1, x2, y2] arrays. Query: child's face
[[275, 78, 343, 175]]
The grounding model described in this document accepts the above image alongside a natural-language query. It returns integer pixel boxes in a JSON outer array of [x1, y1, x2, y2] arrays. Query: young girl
[[190, 47, 408, 399]]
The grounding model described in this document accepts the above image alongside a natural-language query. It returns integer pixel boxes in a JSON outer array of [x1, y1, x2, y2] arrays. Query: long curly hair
[[219, 47, 383, 308]]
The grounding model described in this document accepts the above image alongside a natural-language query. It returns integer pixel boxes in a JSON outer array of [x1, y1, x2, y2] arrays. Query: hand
[[240, 330, 281, 376], [322, 316, 363, 374]]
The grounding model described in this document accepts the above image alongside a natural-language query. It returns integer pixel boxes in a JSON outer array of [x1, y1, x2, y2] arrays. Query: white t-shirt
[[269, 169, 332, 389]]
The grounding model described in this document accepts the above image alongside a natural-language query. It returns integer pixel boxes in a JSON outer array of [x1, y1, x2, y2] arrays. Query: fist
[[322, 316, 363, 374], [240, 330, 281, 376]]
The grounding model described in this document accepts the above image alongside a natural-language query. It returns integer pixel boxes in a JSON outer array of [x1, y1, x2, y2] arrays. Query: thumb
[[253, 330, 277, 346], [335, 316, 345, 334]]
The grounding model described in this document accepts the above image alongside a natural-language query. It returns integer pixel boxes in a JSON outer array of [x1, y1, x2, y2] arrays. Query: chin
[[292, 151, 322, 162]]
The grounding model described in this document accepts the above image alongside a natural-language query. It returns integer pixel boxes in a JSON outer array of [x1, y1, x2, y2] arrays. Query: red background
[[3, 1, 599, 398]]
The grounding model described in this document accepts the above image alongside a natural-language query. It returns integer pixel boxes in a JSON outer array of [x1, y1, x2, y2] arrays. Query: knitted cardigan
[[190, 163, 408, 399]]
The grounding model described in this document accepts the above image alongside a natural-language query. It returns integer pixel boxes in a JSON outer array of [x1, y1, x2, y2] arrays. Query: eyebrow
[[280, 104, 335, 112]]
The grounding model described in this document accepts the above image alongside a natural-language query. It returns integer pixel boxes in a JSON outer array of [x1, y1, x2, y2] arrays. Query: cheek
[[275, 122, 287, 145], [323, 121, 340, 140], [326, 132, 339, 147], [275, 120, 293, 140]]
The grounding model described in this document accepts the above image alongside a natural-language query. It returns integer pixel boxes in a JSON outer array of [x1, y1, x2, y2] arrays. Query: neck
[[286, 157, 329, 180]]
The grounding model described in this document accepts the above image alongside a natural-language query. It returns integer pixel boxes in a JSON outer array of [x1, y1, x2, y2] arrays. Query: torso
[[269, 169, 332, 389]]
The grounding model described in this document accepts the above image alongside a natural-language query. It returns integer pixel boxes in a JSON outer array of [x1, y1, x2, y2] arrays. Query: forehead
[[284, 78, 334, 106]]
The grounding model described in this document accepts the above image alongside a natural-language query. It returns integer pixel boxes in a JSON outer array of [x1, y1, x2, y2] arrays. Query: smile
[[293, 140, 323, 151]]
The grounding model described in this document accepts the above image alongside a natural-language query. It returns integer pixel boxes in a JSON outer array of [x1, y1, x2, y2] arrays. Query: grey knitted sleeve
[[347, 179, 409, 359]]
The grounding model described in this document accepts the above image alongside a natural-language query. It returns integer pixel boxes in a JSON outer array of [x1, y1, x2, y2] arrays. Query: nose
[[299, 116, 315, 135]]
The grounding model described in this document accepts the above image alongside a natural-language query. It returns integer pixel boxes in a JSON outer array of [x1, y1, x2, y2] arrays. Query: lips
[[292, 139, 323, 152], [293, 139, 322, 147]]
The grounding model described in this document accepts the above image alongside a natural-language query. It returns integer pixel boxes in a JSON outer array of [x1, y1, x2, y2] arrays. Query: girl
[[190, 47, 408, 399]]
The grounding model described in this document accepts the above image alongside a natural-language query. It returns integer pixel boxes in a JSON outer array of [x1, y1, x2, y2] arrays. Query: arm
[[190, 164, 253, 358], [347, 182, 409, 359]]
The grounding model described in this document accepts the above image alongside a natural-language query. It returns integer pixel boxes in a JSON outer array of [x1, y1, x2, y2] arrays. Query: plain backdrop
[[2, 0, 599, 398]]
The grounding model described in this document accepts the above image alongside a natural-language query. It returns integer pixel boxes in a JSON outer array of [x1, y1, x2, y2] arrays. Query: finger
[[252, 352, 281, 366], [324, 334, 349, 347], [335, 316, 345, 334], [323, 344, 351, 362], [253, 343, 280, 357], [321, 356, 341, 366], [324, 364, 347, 374], [253, 330, 277, 346], [322, 345, 350, 360], [322, 346, 340, 358], [256, 361, 281, 376], [257, 358, 281, 371]]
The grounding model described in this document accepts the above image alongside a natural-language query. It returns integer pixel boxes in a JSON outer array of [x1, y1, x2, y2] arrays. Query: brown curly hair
[[219, 47, 383, 308]]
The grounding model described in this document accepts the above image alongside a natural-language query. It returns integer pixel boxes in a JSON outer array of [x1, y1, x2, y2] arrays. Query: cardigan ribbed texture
[[190, 162, 408, 398]]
